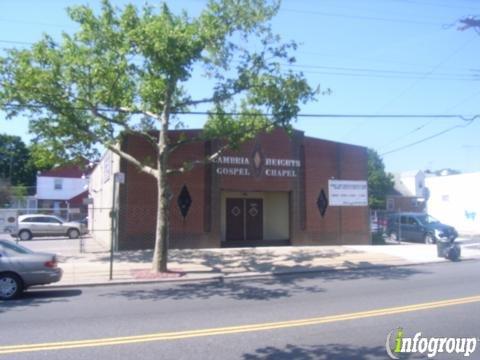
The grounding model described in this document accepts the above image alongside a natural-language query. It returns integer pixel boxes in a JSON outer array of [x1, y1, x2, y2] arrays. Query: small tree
[[0, 0, 315, 272], [367, 149, 394, 209]]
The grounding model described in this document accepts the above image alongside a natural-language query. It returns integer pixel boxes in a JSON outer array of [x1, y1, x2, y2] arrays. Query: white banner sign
[[328, 180, 368, 206]]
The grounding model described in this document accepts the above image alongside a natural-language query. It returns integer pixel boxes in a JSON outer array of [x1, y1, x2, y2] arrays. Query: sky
[[1, 0, 480, 174]]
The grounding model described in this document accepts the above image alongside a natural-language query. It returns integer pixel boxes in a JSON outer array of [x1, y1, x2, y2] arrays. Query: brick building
[[88, 128, 370, 250]]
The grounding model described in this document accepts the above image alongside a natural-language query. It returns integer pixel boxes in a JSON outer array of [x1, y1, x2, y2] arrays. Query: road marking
[[1, 294, 480, 355]]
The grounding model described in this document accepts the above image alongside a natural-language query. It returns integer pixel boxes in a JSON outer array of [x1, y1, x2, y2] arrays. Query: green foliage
[[0, 0, 314, 163], [0, 134, 37, 187], [0, 0, 315, 271], [367, 148, 394, 209]]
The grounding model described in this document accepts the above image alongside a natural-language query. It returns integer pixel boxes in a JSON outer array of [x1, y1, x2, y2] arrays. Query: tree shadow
[[101, 275, 325, 302], [101, 265, 427, 302], [0, 289, 82, 313], [96, 247, 366, 272], [262, 265, 430, 287], [242, 343, 415, 359], [168, 248, 367, 275]]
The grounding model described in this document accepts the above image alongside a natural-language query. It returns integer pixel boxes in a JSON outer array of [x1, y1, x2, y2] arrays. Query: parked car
[[0, 239, 63, 299], [386, 212, 457, 244], [10, 214, 88, 241]]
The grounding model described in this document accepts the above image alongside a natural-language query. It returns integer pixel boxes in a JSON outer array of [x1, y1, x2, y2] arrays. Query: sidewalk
[[36, 240, 480, 288]]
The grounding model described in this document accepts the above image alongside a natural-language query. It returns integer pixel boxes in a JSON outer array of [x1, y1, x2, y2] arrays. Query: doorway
[[225, 198, 263, 242]]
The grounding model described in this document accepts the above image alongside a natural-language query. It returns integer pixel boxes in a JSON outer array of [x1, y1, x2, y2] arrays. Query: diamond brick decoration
[[317, 189, 328, 218], [251, 144, 264, 177], [177, 185, 192, 219]]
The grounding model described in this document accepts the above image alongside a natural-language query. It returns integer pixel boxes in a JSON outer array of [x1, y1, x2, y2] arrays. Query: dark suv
[[386, 212, 457, 244]]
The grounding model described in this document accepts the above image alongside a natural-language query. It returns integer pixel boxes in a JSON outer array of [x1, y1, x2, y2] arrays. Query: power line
[[285, 63, 475, 78], [0, 18, 70, 28], [280, 8, 444, 26], [291, 68, 477, 81], [377, 120, 434, 151], [392, 0, 480, 12], [3, 102, 479, 120], [380, 117, 478, 156], [0, 39, 34, 46]]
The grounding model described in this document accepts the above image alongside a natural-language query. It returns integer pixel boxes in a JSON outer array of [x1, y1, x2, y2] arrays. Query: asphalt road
[[1, 261, 480, 360]]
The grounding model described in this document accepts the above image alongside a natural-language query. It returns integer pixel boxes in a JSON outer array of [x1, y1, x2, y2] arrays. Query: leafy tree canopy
[[367, 148, 394, 209], [0, 0, 315, 165]]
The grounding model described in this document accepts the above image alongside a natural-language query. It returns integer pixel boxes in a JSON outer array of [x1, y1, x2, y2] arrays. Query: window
[[45, 216, 62, 224], [21, 217, 38, 223], [54, 178, 63, 190], [407, 217, 418, 226], [387, 198, 394, 211], [0, 241, 32, 256]]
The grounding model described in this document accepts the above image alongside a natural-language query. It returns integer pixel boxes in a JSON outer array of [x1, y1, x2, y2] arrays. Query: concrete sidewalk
[[29, 240, 480, 288]]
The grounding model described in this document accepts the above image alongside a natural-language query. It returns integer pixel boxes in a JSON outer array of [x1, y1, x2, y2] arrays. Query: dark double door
[[226, 198, 263, 242]]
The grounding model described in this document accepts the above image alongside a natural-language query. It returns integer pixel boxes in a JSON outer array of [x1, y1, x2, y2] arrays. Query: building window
[[54, 178, 63, 190], [387, 198, 394, 211]]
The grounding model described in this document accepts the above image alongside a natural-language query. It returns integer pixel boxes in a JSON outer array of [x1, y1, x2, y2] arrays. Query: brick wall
[[117, 129, 370, 249]]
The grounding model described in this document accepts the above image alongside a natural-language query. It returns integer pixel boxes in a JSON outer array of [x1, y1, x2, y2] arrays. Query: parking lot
[[0, 233, 108, 257]]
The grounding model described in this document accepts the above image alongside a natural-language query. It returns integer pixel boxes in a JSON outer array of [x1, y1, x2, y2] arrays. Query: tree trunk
[[153, 163, 169, 272], [152, 87, 172, 273]]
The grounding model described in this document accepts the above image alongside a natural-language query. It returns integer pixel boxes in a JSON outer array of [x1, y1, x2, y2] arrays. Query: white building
[[87, 150, 120, 249], [36, 165, 90, 219], [426, 172, 480, 236], [386, 170, 427, 212]]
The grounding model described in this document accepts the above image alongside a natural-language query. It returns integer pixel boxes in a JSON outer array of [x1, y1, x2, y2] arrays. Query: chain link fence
[[0, 207, 113, 253], [370, 209, 393, 245]]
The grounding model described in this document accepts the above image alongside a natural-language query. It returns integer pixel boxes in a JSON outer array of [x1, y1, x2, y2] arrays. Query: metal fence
[[369, 209, 393, 244], [0, 206, 115, 253]]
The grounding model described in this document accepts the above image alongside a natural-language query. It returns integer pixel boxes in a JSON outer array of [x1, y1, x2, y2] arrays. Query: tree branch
[[90, 106, 159, 150], [166, 143, 230, 175], [119, 106, 161, 121], [106, 143, 158, 179]]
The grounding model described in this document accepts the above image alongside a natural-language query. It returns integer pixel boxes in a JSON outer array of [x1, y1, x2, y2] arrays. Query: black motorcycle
[[437, 237, 461, 261]]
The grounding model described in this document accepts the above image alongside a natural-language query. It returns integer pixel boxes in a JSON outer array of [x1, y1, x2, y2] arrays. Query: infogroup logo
[[386, 328, 478, 359]]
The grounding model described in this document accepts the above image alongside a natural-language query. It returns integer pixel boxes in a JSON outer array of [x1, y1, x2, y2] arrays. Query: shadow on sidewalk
[[101, 266, 428, 302], [0, 289, 82, 314], [97, 248, 365, 273], [242, 343, 413, 360]]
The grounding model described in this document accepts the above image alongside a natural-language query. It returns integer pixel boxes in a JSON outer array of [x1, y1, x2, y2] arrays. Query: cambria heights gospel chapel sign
[[213, 145, 302, 178]]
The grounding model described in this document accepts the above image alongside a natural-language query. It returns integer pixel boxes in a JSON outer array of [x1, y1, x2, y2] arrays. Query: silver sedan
[[0, 240, 63, 300]]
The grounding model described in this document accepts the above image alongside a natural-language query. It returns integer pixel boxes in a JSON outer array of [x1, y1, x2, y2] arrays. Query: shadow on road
[[242, 343, 415, 359], [100, 265, 428, 302], [100, 277, 325, 301], [0, 289, 82, 313]]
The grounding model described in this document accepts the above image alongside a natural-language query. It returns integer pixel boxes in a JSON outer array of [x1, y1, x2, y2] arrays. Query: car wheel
[[0, 273, 23, 300], [424, 233, 436, 245], [18, 230, 32, 241], [389, 232, 399, 242], [68, 228, 80, 239]]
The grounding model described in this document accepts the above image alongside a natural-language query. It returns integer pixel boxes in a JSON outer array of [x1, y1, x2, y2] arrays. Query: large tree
[[367, 149, 394, 209], [0, 0, 314, 272]]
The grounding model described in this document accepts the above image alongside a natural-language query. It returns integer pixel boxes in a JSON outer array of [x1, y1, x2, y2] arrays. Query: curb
[[38, 256, 480, 290]]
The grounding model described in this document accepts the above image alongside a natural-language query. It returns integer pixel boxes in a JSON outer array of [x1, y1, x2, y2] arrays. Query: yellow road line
[[1, 294, 480, 355]]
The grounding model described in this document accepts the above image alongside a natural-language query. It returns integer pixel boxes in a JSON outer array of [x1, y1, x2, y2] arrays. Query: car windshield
[[417, 215, 440, 225], [0, 240, 33, 255]]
